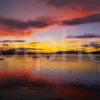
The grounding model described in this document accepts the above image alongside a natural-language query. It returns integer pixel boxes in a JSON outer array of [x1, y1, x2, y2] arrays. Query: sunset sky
[[0, 0, 100, 52]]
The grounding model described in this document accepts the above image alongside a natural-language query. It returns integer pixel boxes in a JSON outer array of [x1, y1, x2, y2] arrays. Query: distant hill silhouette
[[0, 49, 100, 55], [55, 51, 100, 54], [0, 48, 42, 55], [53, 51, 89, 54]]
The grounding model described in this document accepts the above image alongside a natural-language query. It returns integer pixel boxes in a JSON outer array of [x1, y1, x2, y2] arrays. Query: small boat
[[93, 56, 100, 62], [0, 57, 4, 60], [32, 55, 39, 58], [47, 55, 50, 59]]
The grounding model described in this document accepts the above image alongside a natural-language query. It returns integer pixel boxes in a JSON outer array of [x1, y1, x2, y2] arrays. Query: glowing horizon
[[0, 0, 100, 53]]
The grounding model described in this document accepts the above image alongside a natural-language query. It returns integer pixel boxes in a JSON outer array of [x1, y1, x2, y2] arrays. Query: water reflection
[[0, 54, 100, 86]]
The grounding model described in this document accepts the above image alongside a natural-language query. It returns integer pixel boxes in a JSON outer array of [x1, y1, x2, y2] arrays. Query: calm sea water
[[0, 54, 100, 86]]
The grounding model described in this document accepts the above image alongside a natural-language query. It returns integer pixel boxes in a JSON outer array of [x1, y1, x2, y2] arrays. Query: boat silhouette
[[93, 56, 100, 62], [0, 57, 4, 60]]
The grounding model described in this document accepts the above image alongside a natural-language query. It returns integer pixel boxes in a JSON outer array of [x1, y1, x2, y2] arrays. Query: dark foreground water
[[0, 54, 100, 100]]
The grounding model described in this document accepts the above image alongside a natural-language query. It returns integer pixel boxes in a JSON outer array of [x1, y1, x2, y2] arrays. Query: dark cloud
[[61, 13, 100, 25], [82, 42, 100, 48], [0, 16, 56, 31], [67, 33, 100, 38], [0, 17, 29, 29], [44, 0, 100, 11], [0, 13, 100, 33], [29, 16, 56, 28], [14, 40, 26, 42], [29, 42, 40, 44], [0, 40, 25, 43]]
